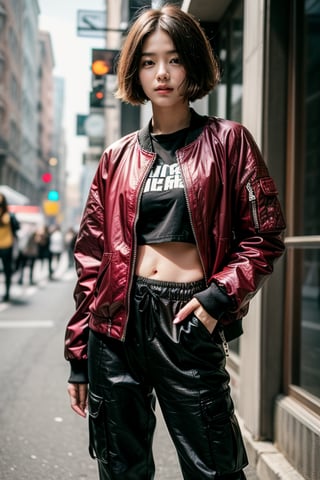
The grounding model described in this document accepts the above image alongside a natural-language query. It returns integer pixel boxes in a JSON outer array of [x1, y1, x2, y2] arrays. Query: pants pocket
[[177, 315, 226, 366], [201, 391, 248, 475], [88, 390, 109, 464]]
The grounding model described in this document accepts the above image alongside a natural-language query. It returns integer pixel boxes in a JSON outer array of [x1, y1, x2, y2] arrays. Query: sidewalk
[[0, 251, 70, 308]]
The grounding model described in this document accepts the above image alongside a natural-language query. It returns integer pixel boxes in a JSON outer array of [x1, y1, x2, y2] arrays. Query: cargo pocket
[[88, 391, 109, 464], [201, 391, 248, 475]]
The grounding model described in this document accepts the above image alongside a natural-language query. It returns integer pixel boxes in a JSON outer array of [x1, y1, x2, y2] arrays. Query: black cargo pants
[[88, 276, 248, 479]]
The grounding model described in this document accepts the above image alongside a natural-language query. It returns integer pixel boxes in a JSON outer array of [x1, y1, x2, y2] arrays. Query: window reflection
[[298, 0, 320, 398], [303, 1, 320, 236], [300, 249, 320, 397]]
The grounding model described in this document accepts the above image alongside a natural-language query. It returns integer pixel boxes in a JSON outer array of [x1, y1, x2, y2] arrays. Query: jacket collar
[[137, 108, 208, 152]]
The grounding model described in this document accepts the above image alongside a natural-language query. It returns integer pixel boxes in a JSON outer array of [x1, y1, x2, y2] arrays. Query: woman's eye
[[141, 59, 154, 67], [170, 57, 181, 64]]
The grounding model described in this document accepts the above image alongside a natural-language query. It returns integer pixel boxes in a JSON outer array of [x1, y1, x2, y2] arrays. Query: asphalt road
[[0, 257, 257, 479]]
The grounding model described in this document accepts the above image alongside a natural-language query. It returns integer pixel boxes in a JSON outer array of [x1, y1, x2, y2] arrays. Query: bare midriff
[[135, 242, 204, 283]]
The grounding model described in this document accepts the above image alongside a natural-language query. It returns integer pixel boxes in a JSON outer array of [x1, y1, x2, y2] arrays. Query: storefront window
[[286, 0, 320, 404], [298, 0, 320, 398], [300, 249, 320, 397]]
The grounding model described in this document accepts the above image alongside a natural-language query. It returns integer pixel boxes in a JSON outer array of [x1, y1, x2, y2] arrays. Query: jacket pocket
[[201, 391, 248, 475], [246, 177, 286, 233], [88, 391, 108, 463], [94, 253, 113, 296]]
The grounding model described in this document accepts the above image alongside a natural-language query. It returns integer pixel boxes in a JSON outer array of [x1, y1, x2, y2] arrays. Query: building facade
[[0, 1, 66, 222], [0, 0, 26, 195], [20, 0, 39, 201]]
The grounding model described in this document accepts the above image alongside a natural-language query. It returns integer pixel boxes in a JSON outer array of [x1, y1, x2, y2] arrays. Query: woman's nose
[[156, 63, 169, 80]]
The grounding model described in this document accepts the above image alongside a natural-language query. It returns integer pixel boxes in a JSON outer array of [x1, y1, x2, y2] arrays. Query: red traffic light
[[42, 172, 52, 183], [90, 83, 105, 108], [95, 90, 104, 100]]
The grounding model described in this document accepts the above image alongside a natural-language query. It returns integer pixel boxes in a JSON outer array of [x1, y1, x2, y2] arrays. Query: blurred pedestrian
[[0, 193, 20, 301], [64, 5, 286, 480], [64, 227, 77, 268], [16, 227, 39, 285], [36, 225, 53, 279], [49, 225, 64, 273]]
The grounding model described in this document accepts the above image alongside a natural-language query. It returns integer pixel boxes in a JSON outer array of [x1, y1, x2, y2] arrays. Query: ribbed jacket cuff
[[68, 359, 88, 384], [194, 282, 232, 320]]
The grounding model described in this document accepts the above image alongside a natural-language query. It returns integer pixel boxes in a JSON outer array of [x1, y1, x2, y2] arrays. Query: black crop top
[[136, 127, 195, 245]]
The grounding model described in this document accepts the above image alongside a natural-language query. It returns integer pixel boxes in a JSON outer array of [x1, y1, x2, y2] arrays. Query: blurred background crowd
[[0, 191, 77, 302]]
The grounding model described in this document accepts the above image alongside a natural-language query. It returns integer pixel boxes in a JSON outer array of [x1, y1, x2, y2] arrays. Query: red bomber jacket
[[65, 110, 286, 380]]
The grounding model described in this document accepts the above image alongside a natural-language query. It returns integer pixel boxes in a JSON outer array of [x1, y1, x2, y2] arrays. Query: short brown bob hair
[[115, 4, 220, 105]]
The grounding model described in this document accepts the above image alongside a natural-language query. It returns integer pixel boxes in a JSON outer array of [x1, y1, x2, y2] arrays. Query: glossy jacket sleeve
[[64, 153, 107, 368], [211, 126, 286, 321]]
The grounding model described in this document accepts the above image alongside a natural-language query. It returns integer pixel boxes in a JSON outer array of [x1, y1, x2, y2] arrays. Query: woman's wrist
[[193, 282, 232, 320]]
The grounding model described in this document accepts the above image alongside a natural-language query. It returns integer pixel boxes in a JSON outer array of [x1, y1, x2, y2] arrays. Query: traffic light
[[43, 200, 60, 216], [47, 190, 59, 201], [91, 49, 119, 77], [89, 49, 118, 110], [42, 172, 52, 183], [90, 82, 105, 108]]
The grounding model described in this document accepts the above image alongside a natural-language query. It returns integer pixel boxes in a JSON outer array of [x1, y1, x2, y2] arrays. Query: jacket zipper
[[178, 153, 230, 355], [246, 181, 259, 231], [218, 329, 229, 357], [121, 153, 157, 341], [179, 158, 230, 355], [107, 317, 112, 336], [177, 154, 208, 285]]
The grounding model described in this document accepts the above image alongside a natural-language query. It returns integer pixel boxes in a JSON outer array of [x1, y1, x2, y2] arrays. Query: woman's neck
[[151, 105, 191, 135]]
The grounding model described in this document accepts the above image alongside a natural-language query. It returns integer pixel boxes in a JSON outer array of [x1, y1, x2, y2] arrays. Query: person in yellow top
[[0, 193, 19, 302]]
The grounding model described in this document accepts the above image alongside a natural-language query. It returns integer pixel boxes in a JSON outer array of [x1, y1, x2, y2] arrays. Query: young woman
[[65, 5, 286, 479]]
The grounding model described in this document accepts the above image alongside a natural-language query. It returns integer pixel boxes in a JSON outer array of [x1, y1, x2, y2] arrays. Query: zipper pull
[[246, 180, 260, 231], [246, 181, 256, 201], [219, 329, 229, 357]]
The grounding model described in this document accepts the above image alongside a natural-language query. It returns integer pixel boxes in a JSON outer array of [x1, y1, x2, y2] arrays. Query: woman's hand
[[67, 383, 88, 418], [173, 297, 218, 334]]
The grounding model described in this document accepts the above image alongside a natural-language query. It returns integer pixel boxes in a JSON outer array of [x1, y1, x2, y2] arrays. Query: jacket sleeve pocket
[[88, 391, 109, 463], [246, 177, 286, 233]]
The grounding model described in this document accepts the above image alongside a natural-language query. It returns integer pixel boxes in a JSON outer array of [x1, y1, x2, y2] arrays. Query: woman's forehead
[[142, 29, 176, 53]]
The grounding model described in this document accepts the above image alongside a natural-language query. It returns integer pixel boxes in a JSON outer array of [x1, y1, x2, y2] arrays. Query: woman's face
[[138, 28, 187, 109]]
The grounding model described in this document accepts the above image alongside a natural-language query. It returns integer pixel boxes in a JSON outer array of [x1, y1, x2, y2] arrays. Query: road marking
[[0, 320, 54, 328]]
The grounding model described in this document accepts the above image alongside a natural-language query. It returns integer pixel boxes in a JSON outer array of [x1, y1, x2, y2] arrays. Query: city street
[[0, 257, 256, 480]]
